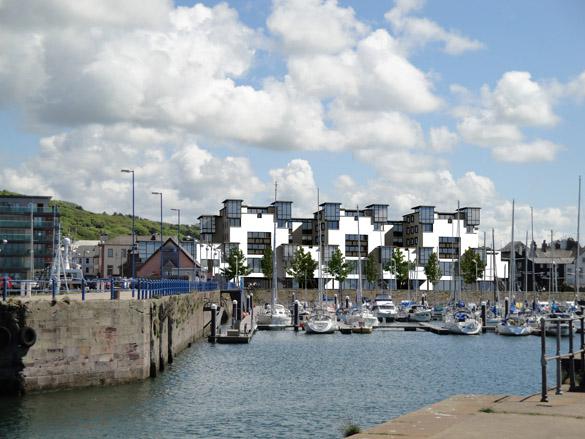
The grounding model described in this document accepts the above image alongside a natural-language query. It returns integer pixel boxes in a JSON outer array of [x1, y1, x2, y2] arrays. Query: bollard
[[81, 278, 86, 302], [210, 304, 217, 343], [421, 294, 426, 306], [51, 277, 56, 301], [581, 308, 585, 376], [540, 318, 548, 402], [110, 277, 115, 300], [504, 297, 509, 318], [232, 300, 238, 329], [481, 304, 486, 333], [334, 294, 338, 309], [250, 293, 254, 321], [345, 296, 350, 309], [292, 292, 296, 305], [556, 319, 562, 395], [2, 275, 7, 301], [294, 300, 300, 332], [246, 295, 250, 313]]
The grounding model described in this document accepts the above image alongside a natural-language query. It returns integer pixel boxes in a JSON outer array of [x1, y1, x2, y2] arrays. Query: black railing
[[540, 310, 585, 402]]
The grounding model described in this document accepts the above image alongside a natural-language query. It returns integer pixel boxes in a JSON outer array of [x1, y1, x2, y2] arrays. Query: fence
[[1, 275, 238, 302], [540, 310, 585, 402]]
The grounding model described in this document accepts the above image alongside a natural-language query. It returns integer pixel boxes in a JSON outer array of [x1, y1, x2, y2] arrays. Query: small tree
[[460, 248, 485, 286], [384, 248, 410, 289], [287, 247, 318, 288], [364, 254, 379, 290], [221, 247, 252, 282], [424, 252, 442, 291], [326, 248, 354, 295], [260, 247, 273, 286]]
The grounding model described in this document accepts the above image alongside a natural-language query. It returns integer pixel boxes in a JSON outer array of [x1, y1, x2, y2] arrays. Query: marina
[[1, 324, 582, 439]]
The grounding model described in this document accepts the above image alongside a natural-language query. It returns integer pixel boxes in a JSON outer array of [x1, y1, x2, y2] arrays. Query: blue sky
[[0, 0, 584, 243]]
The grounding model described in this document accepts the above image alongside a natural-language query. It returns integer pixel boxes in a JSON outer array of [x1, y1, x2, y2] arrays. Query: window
[[107, 248, 113, 258], [379, 246, 392, 265], [418, 247, 433, 266], [121, 249, 126, 257], [439, 236, 460, 259], [200, 216, 216, 234], [225, 200, 242, 218], [323, 203, 340, 221], [248, 257, 262, 274], [418, 206, 435, 224], [228, 218, 241, 227], [345, 234, 368, 257], [247, 232, 271, 255], [327, 221, 339, 230], [423, 224, 433, 233], [85, 258, 89, 264], [440, 261, 452, 276], [462, 208, 480, 226], [107, 265, 113, 276]]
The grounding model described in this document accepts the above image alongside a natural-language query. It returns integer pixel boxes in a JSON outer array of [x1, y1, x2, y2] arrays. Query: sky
[[1, 0, 584, 247]]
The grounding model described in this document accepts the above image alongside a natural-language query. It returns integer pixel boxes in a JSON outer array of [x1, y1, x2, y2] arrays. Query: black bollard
[[210, 304, 217, 343], [81, 278, 86, 302], [294, 300, 300, 332], [292, 292, 296, 306], [504, 297, 509, 318], [334, 294, 338, 309], [345, 296, 350, 309], [250, 293, 254, 321], [481, 304, 486, 333], [421, 294, 426, 306], [246, 295, 250, 313]]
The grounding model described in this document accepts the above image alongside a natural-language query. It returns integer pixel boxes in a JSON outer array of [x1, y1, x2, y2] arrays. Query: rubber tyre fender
[[19, 326, 37, 347], [0, 326, 11, 349]]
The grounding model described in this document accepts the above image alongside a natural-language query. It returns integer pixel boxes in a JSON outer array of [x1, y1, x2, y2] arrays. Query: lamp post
[[121, 169, 136, 297], [473, 259, 479, 292], [171, 208, 180, 279], [151, 191, 163, 279]]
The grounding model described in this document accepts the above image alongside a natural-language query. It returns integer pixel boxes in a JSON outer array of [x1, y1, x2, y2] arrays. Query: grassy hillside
[[1, 190, 199, 241]]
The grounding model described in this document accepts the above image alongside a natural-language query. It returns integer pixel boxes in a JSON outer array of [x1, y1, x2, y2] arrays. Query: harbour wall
[[250, 288, 578, 305], [0, 291, 220, 395]]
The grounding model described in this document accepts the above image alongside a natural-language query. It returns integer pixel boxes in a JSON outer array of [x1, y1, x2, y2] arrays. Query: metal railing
[[540, 310, 585, 402], [1, 275, 238, 302]]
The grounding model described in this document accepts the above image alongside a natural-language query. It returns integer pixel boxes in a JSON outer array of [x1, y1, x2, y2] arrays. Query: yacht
[[347, 306, 378, 330], [407, 304, 432, 322], [495, 315, 532, 336], [256, 303, 291, 330], [370, 293, 398, 322], [444, 308, 482, 335], [305, 308, 337, 334]]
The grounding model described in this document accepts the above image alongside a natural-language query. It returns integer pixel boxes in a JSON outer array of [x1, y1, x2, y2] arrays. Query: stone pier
[[0, 291, 220, 395]]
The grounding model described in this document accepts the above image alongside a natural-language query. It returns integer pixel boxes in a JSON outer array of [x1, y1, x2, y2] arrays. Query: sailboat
[[257, 182, 291, 330], [305, 189, 337, 334]]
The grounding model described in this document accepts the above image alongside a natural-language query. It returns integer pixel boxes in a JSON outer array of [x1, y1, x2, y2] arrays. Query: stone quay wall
[[0, 291, 220, 395]]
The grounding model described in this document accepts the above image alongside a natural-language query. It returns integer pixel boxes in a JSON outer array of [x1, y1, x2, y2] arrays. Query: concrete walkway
[[6, 289, 170, 301], [350, 389, 585, 438]]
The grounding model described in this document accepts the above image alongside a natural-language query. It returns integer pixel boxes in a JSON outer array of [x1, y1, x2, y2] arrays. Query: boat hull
[[496, 324, 532, 336]]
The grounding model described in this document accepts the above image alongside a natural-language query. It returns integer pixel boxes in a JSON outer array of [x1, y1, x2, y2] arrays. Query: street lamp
[[121, 169, 135, 297], [151, 191, 163, 278], [473, 259, 479, 292], [171, 208, 180, 279]]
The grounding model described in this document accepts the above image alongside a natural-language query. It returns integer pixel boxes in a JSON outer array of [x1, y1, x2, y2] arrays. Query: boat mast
[[456, 201, 461, 302], [492, 228, 498, 303], [524, 230, 528, 302], [576, 176, 582, 300], [317, 188, 322, 304], [356, 205, 363, 304], [510, 200, 515, 298], [531, 206, 536, 302], [271, 182, 278, 310]]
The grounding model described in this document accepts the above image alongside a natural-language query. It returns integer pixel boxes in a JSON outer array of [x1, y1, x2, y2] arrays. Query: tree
[[424, 252, 442, 291], [460, 248, 485, 286], [287, 247, 318, 288], [364, 254, 379, 290], [326, 248, 354, 294], [260, 247, 273, 286], [220, 247, 252, 282], [384, 248, 410, 289]]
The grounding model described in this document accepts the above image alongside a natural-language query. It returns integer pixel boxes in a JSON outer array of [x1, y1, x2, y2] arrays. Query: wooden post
[[481, 303, 487, 333]]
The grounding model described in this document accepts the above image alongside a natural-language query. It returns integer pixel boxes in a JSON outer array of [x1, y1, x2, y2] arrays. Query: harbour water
[[0, 330, 573, 438]]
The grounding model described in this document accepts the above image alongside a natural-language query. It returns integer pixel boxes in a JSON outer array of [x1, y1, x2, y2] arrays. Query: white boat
[[495, 315, 532, 336], [370, 293, 398, 322], [407, 304, 432, 322], [347, 306, 378, 329], [444, 309, 482, 335], [256, 304, 291, 330], [305, 309, 337, 334]]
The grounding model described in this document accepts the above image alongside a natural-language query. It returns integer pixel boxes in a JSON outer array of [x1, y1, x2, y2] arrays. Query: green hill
[[53, 200, 200, 241], [1, 190, 199, 241]]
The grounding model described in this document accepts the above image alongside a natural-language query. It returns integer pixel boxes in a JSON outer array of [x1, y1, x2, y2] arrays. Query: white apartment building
[[71, 240, 100, 278], [199, 200, 508, 291]]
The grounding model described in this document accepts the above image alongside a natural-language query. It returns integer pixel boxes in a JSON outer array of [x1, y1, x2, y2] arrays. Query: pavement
[[350, 389, 585, 438], [6, 289, 151, 301]]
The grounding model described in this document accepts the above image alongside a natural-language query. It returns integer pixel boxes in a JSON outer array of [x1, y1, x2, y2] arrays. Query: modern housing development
[[197, 199, 507, 291]]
